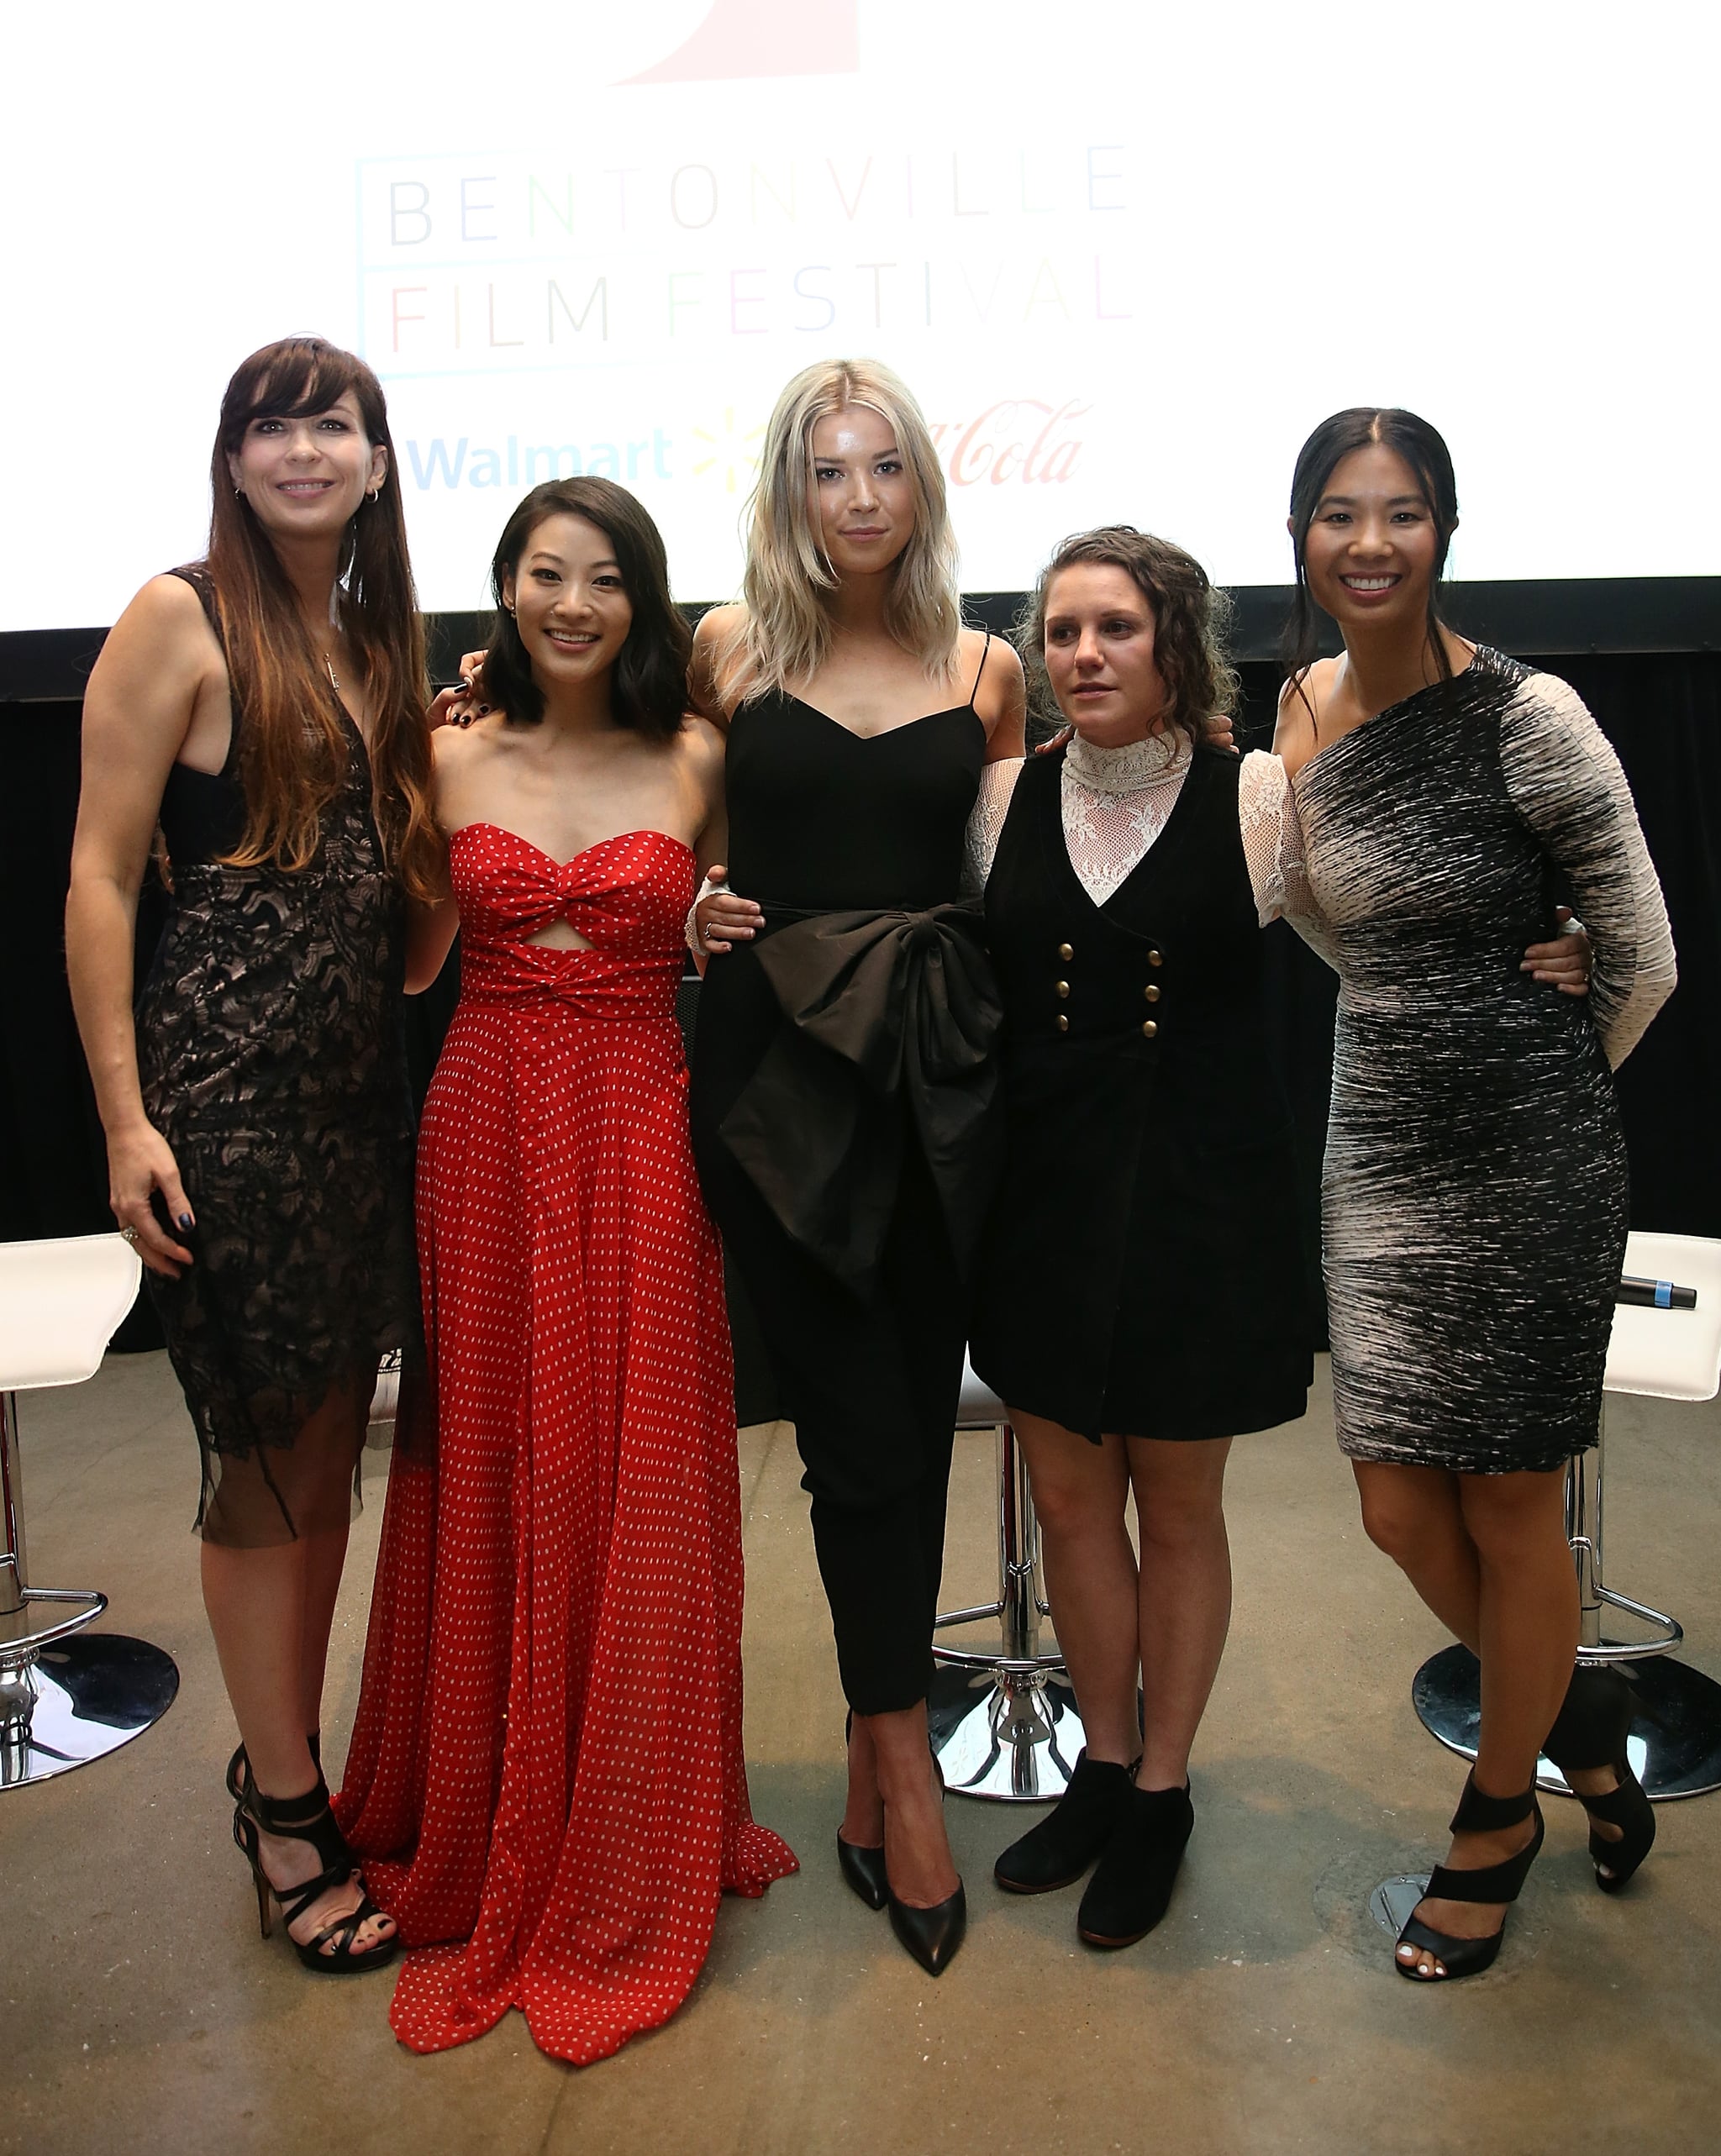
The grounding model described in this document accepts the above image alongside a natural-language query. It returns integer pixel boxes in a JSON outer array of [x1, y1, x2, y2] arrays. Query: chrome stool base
[[0, 1632, 179, 1790], [929, 1664, 1087, 1803], [1370, 1874, 1434, 1937], [1412, 1641, 1721, 1801]]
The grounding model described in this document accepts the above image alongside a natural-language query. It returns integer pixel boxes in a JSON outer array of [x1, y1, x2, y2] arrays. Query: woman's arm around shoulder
[[1499, 670, 1676, 1067]]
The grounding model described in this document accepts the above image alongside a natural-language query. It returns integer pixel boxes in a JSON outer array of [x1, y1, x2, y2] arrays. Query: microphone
[[1617, 1275, 1697, 1310]]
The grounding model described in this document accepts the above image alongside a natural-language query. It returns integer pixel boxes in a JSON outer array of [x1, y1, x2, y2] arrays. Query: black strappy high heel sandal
[[231, 1757, 397, 1975], [1542, 1664, 1656, 1892], [1395, 1772, 1544, 1984], [225, 1731, 322, 1806]]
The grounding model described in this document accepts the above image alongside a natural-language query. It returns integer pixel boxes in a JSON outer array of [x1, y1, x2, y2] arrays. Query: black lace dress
[[135, 567, 418, 1544]]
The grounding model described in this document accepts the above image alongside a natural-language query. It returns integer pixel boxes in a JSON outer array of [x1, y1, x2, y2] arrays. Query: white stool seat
[[2, 1230, 176, 1789], [956, 1355, 1006, 1427], [1605, 1232, 1721, 1402], [0, 1233, 142, 1391]]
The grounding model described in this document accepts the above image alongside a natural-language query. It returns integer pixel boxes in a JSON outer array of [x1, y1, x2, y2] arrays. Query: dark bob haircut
[[480, 476, 691, 736], [1283, 408, 1460, 716], [1018, 526, 1239, 744]]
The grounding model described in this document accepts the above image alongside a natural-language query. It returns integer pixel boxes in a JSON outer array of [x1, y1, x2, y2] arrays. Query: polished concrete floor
[[3, 1349, 1720, 2156]]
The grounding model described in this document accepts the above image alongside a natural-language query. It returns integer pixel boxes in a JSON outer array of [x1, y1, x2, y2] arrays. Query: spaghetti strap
[[968, 627, 993, 704]]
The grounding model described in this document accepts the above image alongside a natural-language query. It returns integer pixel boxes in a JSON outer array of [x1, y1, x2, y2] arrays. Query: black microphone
[[1617, 1275, 1697, 1310]]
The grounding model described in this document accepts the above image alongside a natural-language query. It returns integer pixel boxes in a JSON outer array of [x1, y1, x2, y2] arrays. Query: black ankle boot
[[994, 1749, 1135, 1895], [1076, 1781, 1194, 1948]]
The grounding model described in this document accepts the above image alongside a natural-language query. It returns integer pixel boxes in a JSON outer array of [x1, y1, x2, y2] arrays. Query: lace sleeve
[[1237, 749, 1337, 968], [961, 759, 1024, 898], [1499, 673, 1676, 1069]]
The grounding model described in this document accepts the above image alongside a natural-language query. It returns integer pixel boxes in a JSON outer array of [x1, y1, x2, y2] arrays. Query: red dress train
[[337, 824, 796, 2064]]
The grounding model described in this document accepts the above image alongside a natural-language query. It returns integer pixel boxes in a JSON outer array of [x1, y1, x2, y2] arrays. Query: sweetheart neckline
[[450, 823, 697, 872]]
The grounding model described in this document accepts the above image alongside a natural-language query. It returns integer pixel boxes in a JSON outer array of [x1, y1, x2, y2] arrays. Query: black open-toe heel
[[1395, 1773, 1544, 1984], [231, 1757, 397, 1975], [225, 1731, 322, 1806], [1543, 1664, 1656, 1892]]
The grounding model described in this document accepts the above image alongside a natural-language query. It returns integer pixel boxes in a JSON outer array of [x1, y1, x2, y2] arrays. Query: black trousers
[[701, 1133, 966, 1717]]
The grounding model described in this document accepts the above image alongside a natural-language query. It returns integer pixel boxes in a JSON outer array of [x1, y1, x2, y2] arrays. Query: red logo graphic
[[623, 0, 860, 84]]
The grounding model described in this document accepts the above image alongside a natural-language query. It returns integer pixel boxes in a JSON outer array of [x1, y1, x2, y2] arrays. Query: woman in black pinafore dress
[[66, 338, 436, 1975], [688, 359, 1025, 1976]]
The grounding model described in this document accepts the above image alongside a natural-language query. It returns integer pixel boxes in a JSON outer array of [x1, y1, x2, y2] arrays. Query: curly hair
[[1017, 527, 1239, 743]]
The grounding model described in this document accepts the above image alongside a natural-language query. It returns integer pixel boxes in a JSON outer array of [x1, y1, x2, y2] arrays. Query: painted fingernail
[[179, 1213, 195, 1229]]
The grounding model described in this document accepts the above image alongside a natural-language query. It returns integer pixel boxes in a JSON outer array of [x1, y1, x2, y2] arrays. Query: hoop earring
[[366, 486, 380, 504], [234, 485, 244, 498]]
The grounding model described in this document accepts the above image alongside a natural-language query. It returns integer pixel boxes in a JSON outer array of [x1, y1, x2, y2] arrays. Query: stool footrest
[[0, 1584, 109, 1664]]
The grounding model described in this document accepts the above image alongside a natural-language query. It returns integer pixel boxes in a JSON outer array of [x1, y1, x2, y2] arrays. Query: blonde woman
[[688, 360, 1025, 1975]]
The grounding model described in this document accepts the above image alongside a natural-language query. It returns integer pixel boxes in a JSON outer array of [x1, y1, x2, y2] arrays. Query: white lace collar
[[1064, 727, 1188, 797]]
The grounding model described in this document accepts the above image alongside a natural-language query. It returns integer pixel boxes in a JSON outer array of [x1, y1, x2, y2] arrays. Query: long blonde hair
[[715, 359, 962, 707]]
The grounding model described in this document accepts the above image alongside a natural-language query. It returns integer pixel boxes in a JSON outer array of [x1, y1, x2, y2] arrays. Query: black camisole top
[[721, 680, 987, 913]]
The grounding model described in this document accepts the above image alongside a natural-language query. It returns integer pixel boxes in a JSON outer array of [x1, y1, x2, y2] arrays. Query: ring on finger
[[119, 1224, 139, 1244]]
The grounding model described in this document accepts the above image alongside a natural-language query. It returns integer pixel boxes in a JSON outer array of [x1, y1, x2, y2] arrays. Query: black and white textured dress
[[1281, 649, 1676, 1475]]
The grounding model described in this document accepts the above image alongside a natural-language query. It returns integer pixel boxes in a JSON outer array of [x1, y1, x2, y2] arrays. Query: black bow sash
[[717, 903, 1004, 1291]]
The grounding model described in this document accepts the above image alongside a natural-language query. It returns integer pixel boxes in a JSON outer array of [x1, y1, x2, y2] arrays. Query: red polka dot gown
[[337, 825, 797, 2064]]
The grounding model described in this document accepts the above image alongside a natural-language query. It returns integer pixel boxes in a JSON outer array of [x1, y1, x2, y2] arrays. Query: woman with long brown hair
[[66, 334, 439, 1973]]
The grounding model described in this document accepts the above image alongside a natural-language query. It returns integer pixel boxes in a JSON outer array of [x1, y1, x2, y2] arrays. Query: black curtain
[[4, 653, 1716, 1375]]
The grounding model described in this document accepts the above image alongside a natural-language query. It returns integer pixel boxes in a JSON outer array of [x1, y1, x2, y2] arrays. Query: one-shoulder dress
[[137, 565, 418, 1544], [1288, 650, 1676, 1472], [337, 823, 796, 2066]]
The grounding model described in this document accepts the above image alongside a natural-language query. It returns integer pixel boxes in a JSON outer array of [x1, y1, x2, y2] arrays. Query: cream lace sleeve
[[1499, 672, 1677, 1069], [1237, 749, 1336, 967], [961, 759, 1024, 898]]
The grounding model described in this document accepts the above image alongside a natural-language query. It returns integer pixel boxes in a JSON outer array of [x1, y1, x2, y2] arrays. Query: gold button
[[1057, 942, 1074, 961], [1055, 981, 1070, 999], [1141, 1019, 1158, 1039], [1055, 1014, 1070, 1033], [1148, 949, 1164, 968], [1144, 984, 1160, 1003]]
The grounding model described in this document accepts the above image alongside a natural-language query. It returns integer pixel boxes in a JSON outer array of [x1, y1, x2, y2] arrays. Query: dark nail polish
[[178, 1214, 195, 1230]]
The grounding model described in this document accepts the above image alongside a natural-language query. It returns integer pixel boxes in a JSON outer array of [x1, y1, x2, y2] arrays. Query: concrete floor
[[3, 1351, 1720, 2156]]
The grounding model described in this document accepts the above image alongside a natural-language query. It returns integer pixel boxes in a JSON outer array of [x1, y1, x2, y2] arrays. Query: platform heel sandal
[[1395, 1773, 1545, 1984], [231, 1759, 397, 1975], [1542, 1664, 1656, 1892]]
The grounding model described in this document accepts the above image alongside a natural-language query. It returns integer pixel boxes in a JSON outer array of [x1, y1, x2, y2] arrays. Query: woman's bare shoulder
[[692, 602, 746, 649]]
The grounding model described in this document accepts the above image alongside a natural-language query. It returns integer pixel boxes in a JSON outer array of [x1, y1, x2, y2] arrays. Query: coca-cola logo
[[927, 400, 1088, 486]]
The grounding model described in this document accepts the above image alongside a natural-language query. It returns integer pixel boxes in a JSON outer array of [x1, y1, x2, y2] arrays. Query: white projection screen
[[3, 0, 1715, 635]]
